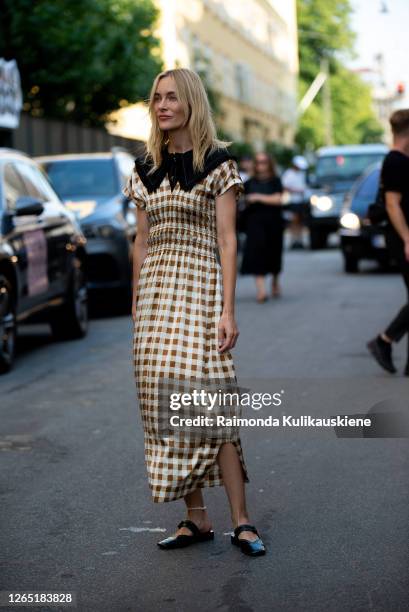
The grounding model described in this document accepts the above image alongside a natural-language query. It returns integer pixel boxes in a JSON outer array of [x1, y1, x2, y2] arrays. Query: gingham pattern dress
[[123, 155, 250, 503]]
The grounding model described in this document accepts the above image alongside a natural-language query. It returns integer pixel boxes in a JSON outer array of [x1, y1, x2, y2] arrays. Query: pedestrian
[[238, 154, 254, 182], [281, 155, 308, 249], [367, 109, 409, 376], [122, 68, 265, 556], [239, 151, 285, 302]]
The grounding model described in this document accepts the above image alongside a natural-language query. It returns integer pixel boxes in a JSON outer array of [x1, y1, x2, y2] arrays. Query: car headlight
[[82, 224, 117, 238], [98, 224, 116, 238], [310, 195, 333, 212], [340, 212, 361, 230]]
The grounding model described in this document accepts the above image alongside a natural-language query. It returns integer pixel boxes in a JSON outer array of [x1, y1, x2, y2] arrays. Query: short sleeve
[[122, 167, 147, 210], [212, 159, 245, 202], [382, 155, 405, 194]]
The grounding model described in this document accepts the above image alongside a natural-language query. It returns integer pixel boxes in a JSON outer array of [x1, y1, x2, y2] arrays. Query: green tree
[[296, 0, 383, 149], [0, 0, 163, 127]]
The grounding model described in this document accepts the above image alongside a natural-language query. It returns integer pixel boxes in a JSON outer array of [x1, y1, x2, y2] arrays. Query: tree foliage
[[0, 0, 163, 126], [296, 0, 383, 149]]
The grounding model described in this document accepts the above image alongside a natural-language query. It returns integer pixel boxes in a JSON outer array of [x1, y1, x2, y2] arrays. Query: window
[[42, 159, 118, 198], [117, 155, 135, 189], [3, 163, 30, 211], [316, 154, 386, 182], [351, 169, 381, 216], [16, 161, 60, 203]]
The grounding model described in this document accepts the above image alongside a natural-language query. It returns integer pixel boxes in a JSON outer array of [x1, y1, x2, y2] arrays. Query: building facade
[[108, 0, 299, 150], [156, 0, 298, 149]]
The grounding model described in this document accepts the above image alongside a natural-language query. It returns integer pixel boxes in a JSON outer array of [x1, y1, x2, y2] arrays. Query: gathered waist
[[147, 226, 218, 259]]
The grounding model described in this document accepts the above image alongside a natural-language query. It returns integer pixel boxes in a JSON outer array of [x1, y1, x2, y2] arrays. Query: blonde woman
[[122, 68, 265, 556]]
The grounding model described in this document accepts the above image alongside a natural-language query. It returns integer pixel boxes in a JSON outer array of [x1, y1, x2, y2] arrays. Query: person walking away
[[240, 152, 284, 302], [367, 109, 409, 376], [281, 155, 308, 249]]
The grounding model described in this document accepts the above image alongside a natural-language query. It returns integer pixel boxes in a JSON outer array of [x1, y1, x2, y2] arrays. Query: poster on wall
[[0, 58, 23, 129]]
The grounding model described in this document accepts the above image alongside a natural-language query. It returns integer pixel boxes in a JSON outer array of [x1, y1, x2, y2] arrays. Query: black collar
[[133, 145, 238, 193]]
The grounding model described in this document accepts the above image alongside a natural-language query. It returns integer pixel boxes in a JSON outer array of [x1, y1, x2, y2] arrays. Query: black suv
[[307, 144, 388, 249], [35, 149, 138, 298], [0, 148, 88, 373]]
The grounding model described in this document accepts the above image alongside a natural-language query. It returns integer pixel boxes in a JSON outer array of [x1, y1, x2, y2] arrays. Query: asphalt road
[[1, 248, 408, 612]]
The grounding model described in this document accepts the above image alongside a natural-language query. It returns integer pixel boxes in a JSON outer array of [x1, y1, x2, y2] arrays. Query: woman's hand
[[405, 238, 409, 263], [217, 312, 239, 353], [246, 193, 262, 203], [132, 295, 137, 322]]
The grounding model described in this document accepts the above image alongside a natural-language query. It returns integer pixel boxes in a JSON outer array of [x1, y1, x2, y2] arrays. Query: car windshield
[[316, 153, 385, 183], [42, 159, 117, 198], [350, 168, 380, 215]]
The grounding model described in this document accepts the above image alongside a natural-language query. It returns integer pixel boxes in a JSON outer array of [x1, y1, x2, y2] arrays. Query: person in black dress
[[240, 152, 284, 302]]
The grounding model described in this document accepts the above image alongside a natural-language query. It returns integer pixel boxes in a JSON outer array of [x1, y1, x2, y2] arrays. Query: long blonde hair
[[145, 68, 230, 173]]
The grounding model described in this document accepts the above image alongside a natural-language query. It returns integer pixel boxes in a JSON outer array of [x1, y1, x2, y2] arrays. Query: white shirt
[[282, 168, 307, 203]]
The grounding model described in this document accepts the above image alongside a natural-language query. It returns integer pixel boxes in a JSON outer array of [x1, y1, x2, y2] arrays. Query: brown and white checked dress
[[122, 147, 250, 503]]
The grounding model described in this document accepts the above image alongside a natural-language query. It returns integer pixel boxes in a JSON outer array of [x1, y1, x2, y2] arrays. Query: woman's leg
[[272, 273, 281, 297], [255, 275, 267, 301], [270, 227, 283, 297], [217, 442, 259, 542], [171, 488, 213, 536]]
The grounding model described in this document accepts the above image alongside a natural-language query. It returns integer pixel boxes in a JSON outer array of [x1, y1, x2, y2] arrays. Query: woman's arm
[[131, 208, 149, 321], [246, 192, 283, 205], [215, 186, 240, 354]]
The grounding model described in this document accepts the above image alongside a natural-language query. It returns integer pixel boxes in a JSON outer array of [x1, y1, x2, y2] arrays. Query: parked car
[[0, 148, 88, 373], [307, 143, 388, 249], [35, 148, 137, 297], [339, 162, 394, 273]]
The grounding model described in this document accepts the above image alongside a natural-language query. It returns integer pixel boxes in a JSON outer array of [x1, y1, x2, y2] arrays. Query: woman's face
[[254, 154, 270, 175], [153, 76, 186, 132]]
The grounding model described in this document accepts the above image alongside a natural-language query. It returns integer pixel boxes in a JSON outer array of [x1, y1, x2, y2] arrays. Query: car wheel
[[50, 258, 88, 340], [344, 255, 359, 273], [309, 228, 328, 250], [0, 274, 17, 374]]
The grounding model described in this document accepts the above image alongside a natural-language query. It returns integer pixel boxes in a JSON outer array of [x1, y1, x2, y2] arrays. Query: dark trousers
[[384, 232, 409, 361]]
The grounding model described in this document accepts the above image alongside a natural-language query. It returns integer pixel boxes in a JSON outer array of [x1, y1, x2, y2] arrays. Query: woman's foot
[[172, 508, 212, 537], [231, 523, 266, 556], [233, 515, 260, 542], [255, 276, 267, 303], [256, 293, 268, 303], [272, 277, 281, 298]]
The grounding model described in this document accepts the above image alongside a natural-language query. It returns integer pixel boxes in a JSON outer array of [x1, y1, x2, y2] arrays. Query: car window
[[316, 153, 386, 182], [3, 163, 31, 211], [42, 159, 118, 198], [28, 163, 61, 203], [116, 155, 135, 189], [351, 169, 380, 215], [14, 161, 48, 200]]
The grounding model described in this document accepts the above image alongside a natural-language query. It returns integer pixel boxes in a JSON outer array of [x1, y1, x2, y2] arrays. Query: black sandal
[[231, 524, 266, 556], [157, 519, 214, 550]]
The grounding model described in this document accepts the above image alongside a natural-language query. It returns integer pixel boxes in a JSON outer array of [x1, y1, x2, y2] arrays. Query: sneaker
[[367, 336, 397, 374]]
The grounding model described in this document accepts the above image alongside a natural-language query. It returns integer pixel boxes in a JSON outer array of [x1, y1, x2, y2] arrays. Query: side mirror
[[15, 196, 45, 216], [121, 193, 136, 215], [308, 173, 322, 189]]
